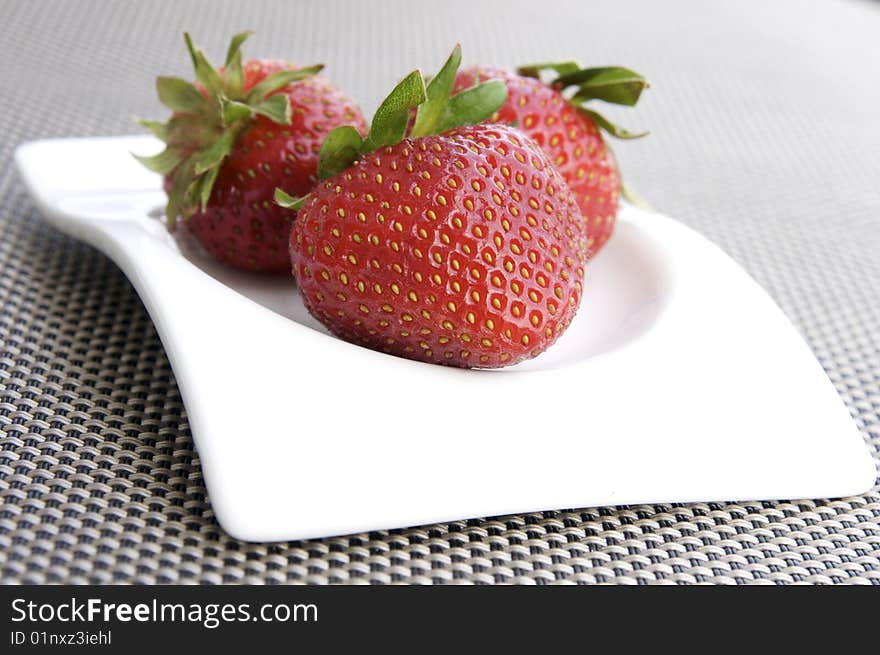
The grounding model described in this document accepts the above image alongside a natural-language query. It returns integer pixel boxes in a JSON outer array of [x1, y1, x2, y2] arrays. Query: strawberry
[[136, 32, 367, 272], [454, 62, 647, 255], [277, 47, 589, 368]]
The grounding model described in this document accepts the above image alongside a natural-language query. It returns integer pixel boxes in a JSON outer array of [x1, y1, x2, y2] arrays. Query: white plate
[[15, 135, 876, 542]]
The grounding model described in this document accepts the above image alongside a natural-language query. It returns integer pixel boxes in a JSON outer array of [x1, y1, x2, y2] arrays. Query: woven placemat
[[1, 0, 878, 584]]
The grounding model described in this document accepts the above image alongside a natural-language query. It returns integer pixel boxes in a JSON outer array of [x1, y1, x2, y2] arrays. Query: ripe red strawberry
[[136, 32, 367, 271], [277, 48, 589, 368], [454, 63, 647, 255]]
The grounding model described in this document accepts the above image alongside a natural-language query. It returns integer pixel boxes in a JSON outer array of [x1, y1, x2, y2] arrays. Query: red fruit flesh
[[290, 124, 589, 368], [455, 67, 619, 255], [173, 60, 367, 272]]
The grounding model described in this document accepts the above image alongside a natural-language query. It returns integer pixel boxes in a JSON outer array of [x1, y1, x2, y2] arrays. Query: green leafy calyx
[[275, 45, 507, 210], [134, 31, 323, 228], [518, 62, 649, 139]]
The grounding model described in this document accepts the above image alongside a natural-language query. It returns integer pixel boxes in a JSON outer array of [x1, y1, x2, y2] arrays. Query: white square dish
[[15, 135, 876, 542]]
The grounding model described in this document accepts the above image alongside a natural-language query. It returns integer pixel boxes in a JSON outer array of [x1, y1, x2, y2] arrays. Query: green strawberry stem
[[133, 31, 323, 228], [519, 60, 650, 204], [518, 62, 649, 139], [276, 45, 507, 211], [620, 181, 652, 210]]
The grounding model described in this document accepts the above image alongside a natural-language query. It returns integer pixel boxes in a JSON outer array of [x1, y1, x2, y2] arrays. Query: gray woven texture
[[2, 0, 879, 584]]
